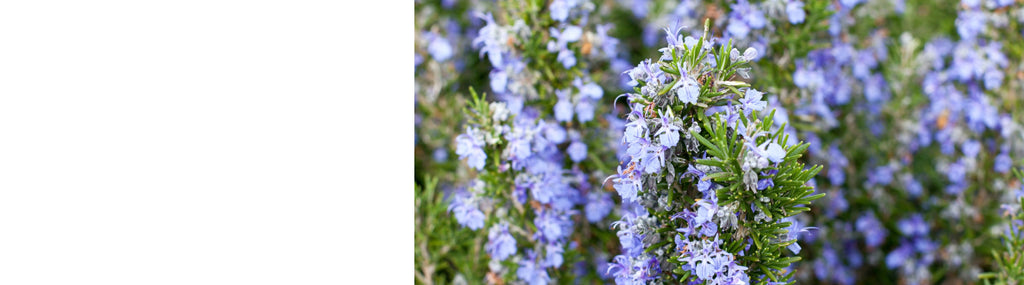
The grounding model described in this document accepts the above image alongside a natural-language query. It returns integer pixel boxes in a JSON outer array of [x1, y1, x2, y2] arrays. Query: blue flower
[[517, 250, 552, 285], [995, 152, 1011, 173], [781, 217, 815, 254], [655, 115, 680, 148], [585, 192, 613, 223], [545, 242, 565, 267], [840, 0, 864, 8], [432, 148, 448, 162], [535, 209, 572, 242], [427, 33, 453, 62], [623, 115, 648, 143], [548, 26, 583, 68], [727, 0, 766, 38], [763, 141, 785, 163], [897, 214, 928, 237], [554, 90, 574, 122], [740, 89, 767, 115], [947, 159, 966, 185], [613, 167, 641, 202], [885, 244, 913, 269], [867, 165, 893, 187], [448, 189, 485, 230], [576, 78, 604, 100], [677, 236, 749, 283], [641, 147, 665, 174], [676, 78, 700, 104], [568, 141, 588, 162], [961, 139, 981, 158], [903, 176, 923, 197], [786, 0, 806, 24], [486, 223, 518, 261], [827, 144, 848, 185], [489, 58, 524, 94], [473, 13, 507, 67], [685, 164, 716, 198], [575, 100, 595, 122], [856, 212, 887, 247], [757, 177, 774, 190], [956, 9, 986, 40], [456, 127, 487, 170], [549, 0, 576, 22]]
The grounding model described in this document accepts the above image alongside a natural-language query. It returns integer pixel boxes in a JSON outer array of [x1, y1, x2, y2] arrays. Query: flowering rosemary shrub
[[414, 0, 1024, 284], [606, 20, 822, 284], [418, 0, 630, 283]]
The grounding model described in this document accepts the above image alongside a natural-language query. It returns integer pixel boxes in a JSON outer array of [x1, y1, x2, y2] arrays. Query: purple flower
[[473, 13, 507, 67], [731, 47, 759, 62], [517, 250, 552, 285], [841, 0, 864, 8], [962, 140, 981, 158], [897, 214, 928, 236], [548, 26, 583, 68], [568, 141, 588, 162], [549, 0, 576, 22], [545, 243, 565, 267], [544, 123, 567, 144], [677, 236, 749, 283], [956, 9, 986, 40], [885, 244, 913, 269], [781, 217, 814, 254], [448, 189, 485, 230], [456, 127, 488, 170], [577, 80, 604, 100], [828, 144, 848, 185], [585, 192, 614, 223], [486, 223, 518, 261], [489, 58, 524, 94], [575, 100, 595, 122], [868, 165, 893, 187], [613, 169, 640, 202], [995, 152, 1012, 173], [727, 0, 766, 38], [641, 147, 665, 174], [554, 90, 574, 122], [655, 115, 681, 148], [676, 78, 700, 104], [535, 209, 572, 242], [856, 213, 887, 247], [740, 89, 767, 115], [786, 0, 806, 24], [757, 177, 774, 190], [427, 34, 453, 62], [432, 148, 448, 162], [763, 142, 785, 163], [904, 176, 923, 198], [947, 159, 966, 185]]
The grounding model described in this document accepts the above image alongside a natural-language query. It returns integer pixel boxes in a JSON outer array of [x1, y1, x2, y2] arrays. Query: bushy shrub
[[415, 0, 1024, 284]]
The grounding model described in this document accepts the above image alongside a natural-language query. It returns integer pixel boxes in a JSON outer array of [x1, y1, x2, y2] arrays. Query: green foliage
[[979, 169, 1024, 285], [414, 177, 486, 284]]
